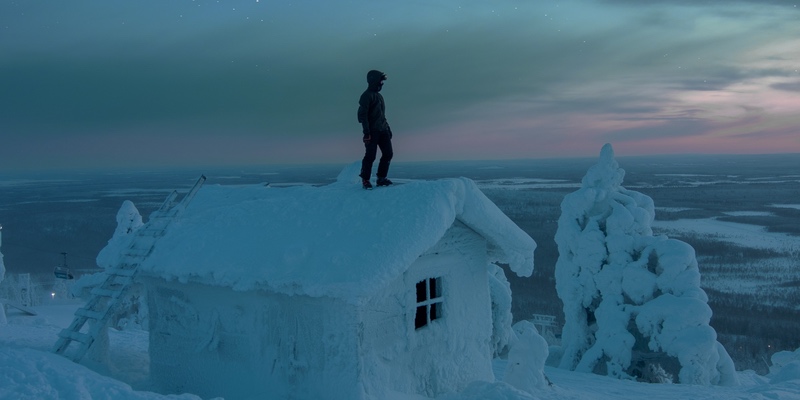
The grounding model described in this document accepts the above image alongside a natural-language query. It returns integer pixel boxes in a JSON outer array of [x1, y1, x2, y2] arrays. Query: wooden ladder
[[53, 175, 206, 362]]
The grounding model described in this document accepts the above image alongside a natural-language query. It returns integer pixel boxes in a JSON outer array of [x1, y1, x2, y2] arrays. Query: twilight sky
[[2, 0, 799, 171]]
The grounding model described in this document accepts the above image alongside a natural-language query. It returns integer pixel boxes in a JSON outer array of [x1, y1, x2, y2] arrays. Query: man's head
[[367, 70, 387, 91]]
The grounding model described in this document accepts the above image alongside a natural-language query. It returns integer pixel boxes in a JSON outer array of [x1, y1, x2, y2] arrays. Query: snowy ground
[[652, 218, 800, 253], [475, 178, 580, 190], [2, 303, 800, 400], [770, 204, 800, 211], [652, 216, 800, 308]]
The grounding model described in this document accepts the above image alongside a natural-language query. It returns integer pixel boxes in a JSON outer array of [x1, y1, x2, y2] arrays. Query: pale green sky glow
[[1, 0, 799, 171]]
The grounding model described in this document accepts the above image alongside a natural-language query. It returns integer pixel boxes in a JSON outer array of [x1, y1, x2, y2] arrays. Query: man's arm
[[357, 92, 373, 142], [358, 92, 374, 131]]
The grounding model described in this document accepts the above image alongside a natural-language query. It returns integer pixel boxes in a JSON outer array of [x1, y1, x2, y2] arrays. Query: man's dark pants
[[360, 131, 393, 180]]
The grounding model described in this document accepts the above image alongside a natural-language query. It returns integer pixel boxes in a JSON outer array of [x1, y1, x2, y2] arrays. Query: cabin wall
[[358, 221, 495, 398], [144, 278, 361, 400]]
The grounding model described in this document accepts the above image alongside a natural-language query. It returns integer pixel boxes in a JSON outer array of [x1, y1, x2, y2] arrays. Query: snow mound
[[334, 160, 364, 185], [771, 363, 800, 384], [0, 346, 202, 400], [770, 348, 800, 384], [555, 143, 737, 385], [504, 321, 550, 394]]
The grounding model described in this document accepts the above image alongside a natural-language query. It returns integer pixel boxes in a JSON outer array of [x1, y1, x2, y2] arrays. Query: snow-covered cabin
[[133, 174, 536, 400]]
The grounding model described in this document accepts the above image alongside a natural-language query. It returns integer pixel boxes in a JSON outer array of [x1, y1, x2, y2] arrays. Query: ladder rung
[[98, 283, 126, 292], [90, 287, 121, 298], [136, 227, 169, 233], [124, 249, 151, 257], [58, 329, 93, 344], [151, 211, 177, 219], [110, 276, 133, 286], [75, 308, 106, 321], [137, 232, 167, 239], [107, 268, 137, 277], [139, 228, 166, 234]]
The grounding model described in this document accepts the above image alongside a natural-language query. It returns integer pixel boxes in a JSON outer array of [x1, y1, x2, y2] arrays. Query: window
[[414, 277, 443, 329]]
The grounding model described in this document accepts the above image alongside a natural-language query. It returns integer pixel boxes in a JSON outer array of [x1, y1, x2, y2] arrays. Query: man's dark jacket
[[358, 70, 390, 135]]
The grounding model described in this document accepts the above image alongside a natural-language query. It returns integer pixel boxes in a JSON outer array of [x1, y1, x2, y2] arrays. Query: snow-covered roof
[[135, 172, 535, 303]]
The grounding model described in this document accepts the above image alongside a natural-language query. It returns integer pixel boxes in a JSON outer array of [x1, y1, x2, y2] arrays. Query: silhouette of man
[[358, 69, 393, 189]]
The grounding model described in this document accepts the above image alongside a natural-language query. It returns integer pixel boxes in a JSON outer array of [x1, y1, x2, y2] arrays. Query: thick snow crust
[[120, 174, 535, 304], [555, 144, 737, 385]]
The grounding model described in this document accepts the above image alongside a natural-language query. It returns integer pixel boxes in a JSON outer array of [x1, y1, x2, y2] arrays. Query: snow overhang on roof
[[136, 177, 535, 304]]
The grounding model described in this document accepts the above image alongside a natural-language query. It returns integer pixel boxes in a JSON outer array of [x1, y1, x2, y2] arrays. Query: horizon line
[[2, 151, 800, 175]]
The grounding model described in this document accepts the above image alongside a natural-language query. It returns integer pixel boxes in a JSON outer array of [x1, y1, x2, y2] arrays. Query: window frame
[[414, 277, 443, 330]]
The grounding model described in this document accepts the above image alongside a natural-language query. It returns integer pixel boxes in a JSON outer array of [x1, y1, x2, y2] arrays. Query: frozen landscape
[[2, 150, 800, 399]]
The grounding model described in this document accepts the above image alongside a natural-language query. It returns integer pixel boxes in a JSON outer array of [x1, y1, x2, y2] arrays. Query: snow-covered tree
[[554, 144, 737, 385], [96, 200, 143, 269], [72, 200, 147, 330]]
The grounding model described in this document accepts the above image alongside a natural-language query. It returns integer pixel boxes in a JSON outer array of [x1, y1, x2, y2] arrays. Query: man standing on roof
[[358, 69, 393, 189]]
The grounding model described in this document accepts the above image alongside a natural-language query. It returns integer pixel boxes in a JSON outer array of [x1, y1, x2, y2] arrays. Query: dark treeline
[[709, 289, 800, 374]]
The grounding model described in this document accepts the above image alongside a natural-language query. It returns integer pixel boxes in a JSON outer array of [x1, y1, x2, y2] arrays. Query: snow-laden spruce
[[96, 200, 143, 269], [554, 144, 738, 385]]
